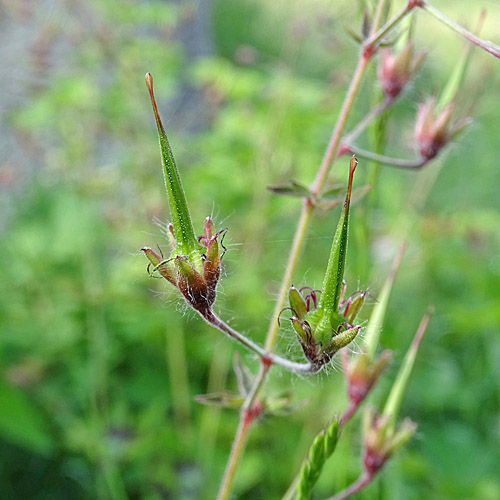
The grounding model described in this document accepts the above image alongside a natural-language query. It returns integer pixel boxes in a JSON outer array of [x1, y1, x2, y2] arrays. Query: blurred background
[[1, 0, 500, 499]]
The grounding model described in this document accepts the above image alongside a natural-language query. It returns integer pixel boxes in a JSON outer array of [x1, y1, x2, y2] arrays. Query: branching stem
[[204, 310, 317, 374], [216, 1, 420, 498], [364, 1, 415, 49]]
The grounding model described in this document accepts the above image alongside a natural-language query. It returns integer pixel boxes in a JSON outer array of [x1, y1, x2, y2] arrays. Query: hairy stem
[[339, 401, 358, 427], [216, 54, 371, 500], [204, 311, 316, 374]]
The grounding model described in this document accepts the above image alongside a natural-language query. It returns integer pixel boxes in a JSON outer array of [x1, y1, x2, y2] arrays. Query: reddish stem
[[325, 472, 374, 500], [339, 401, 358, 426]]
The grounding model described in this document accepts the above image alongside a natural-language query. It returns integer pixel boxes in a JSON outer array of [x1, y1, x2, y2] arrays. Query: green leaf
[[267, 180, 313, 198], [233, 353, 254, 397], [194, 392, 245, 409], [319, 184, 345, 199]]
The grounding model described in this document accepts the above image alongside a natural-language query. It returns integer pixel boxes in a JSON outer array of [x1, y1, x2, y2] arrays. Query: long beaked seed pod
[[286, 157, 364, 369], [143, 74, 225, 314]]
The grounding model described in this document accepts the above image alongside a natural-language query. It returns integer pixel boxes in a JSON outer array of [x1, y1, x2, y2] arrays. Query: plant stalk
[[324, 472, 374, 500], [216, 53, 370, 500], [204, 311, 316, 373], [346, 145, 427, 169], [216, 1, 416, 497], [216, 415, 253, 500]]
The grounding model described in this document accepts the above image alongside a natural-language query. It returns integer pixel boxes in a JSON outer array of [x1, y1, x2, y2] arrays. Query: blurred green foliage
[[1, 0, 500, 499]]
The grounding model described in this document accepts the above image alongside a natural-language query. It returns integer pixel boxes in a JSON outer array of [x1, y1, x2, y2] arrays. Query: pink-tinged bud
[[342, 350, 391, 405], [341, 290, 366, 324], [199, 216, 215, 246], [203, 236, 221, 290], [378, 43, 426, 99], [362, 407, 417, 475], [415, 98, 471, 160]]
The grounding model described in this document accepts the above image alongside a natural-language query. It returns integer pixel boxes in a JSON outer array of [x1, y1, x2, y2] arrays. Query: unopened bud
[[378, 43, 426, 99], [415, 98, 471, 160], [204, 235, 221, 290], [342, 350, 391, 405], [362, 407, 417, 475]]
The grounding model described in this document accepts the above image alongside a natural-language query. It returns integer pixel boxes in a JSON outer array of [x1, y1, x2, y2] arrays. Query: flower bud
[[378, 42, 426, 99], [204, 232, 221, 290], [414, 98, 471, 160], [361, 310, 430, 474], [362, 407, 417, 475], [342, 350, 391, 406]]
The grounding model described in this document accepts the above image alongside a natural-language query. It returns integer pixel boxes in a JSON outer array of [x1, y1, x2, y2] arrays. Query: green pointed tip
[[145, 73, 201, 256], [317, 156, 358, 320], [386, 419, 417, 455]]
